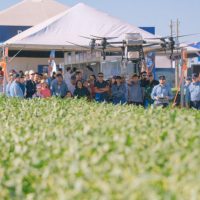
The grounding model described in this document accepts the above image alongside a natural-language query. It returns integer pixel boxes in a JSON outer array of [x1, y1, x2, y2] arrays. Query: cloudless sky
[[1, 0, 200, 42]]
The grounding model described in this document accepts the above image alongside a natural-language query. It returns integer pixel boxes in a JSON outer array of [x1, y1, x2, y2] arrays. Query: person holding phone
[[151, 75, 173, 108]]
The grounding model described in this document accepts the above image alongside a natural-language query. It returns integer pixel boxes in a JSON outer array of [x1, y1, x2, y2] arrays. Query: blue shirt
[[6, 82, 12, 97], [127, 82, 144, 103], [10, 81, 24, 98], [151, 84, 173, 104], [51, 80, 68, 98], [188, 82, 200, 101]]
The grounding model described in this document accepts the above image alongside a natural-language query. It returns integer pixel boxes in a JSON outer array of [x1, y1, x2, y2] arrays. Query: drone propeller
[[66, 41, 91, 50], [145, 33, 200, 40], [90, 35, 118, 40], [66, 41, 102, 52]]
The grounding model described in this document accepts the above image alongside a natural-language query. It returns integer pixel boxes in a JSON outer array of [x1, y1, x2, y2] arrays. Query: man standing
[[10, 74, 24, 98], [127, 74, 144, 106], [51, 74, 68, 98], [140, 71, 149, 88], [94, 72, 109, 102], [187, 73, 200, 110], [26, 70, 36, 98], [144, 73, 159, 107], [151, 75, 173, 108], [111, 76, 127, 105], [6, 73, 14, 97]]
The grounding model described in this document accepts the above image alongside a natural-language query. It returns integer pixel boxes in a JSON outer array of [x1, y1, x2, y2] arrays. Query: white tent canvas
[[0, 0, 69, 26], [4, 3, 158, 51]]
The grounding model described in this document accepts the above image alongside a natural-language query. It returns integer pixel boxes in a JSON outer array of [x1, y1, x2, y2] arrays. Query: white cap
[[25, 71, 29, 75], [29, 70, 35, 75]]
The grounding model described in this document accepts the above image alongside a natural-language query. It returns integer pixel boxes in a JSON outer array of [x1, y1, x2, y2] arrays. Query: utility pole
[[170, 19, 180, 88]]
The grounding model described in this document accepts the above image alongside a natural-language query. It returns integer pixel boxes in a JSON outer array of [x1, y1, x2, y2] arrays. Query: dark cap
[[186, 76, 191, 81], [159, 75, 166, 80], [116, 76, 122, 79], [13, 73, 20, 79], [192, 73, 198, 79]]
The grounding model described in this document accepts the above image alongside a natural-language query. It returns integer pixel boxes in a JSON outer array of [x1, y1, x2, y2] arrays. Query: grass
[[0, 97, 199, 200]]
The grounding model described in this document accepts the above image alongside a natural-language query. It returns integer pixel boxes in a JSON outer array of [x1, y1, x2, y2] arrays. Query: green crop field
[[0, 97, 199, 200]]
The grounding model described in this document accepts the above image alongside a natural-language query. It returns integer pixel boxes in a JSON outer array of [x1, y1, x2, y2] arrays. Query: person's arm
[[94, 86, 106, 93], [185, 87, 191, 108], [151, 86, 158, 100], [50, 83, 56, 96]]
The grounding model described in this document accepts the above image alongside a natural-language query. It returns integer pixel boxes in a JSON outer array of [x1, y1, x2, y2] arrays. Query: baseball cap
[[29, 70, 35, 75], [192, 73, 198, 79], [13, 73, 20, 79], [159, 75, 166, 80]]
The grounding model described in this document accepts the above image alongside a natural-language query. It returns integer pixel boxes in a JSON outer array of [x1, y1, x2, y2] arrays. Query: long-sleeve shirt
[[10, 81, 24, 98], [111, 84, 126, 99], [188, 82, 200, 102], [6, 82, 12, 97], [127, 82, 144, 103], [151, 84, 173, 105], [51, 80, 68, 98], [26, 80, 36, 98]]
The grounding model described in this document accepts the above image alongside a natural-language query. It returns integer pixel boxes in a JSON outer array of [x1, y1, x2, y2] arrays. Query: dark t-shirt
[[140, 79, 150, 88], [94, 81, 109, 89], [94, 81, 109, 101]]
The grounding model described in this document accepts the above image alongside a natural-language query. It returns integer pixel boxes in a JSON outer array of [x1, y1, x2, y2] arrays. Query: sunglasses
[[98, 76, 104, 78]]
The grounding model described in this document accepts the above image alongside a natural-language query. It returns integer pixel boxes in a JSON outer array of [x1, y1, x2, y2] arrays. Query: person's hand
[[155, 96, 159, 100]]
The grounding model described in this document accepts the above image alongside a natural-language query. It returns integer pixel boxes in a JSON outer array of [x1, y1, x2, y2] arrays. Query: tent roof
[[0, 0, 69, 26], [4, 3, 158, 51]]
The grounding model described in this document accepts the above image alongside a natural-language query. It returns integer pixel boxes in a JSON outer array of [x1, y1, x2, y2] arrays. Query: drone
[[66, 32, 199, 72]]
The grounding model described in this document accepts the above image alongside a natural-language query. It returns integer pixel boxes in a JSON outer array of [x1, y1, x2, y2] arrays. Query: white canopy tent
[[4, 3, 158, 51], [0, 0, 69, 26]]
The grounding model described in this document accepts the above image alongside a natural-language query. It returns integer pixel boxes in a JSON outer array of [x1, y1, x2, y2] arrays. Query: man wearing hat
[[151, 75, 173, 108], [10, 74, 24, 98], [187, 73, 200, 110]]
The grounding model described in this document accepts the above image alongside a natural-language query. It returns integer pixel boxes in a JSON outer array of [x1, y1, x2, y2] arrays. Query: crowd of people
[[0, 66, 200, 110]]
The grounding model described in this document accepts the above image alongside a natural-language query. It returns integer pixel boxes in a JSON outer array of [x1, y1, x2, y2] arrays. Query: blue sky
[[1, 0, 200, 42]]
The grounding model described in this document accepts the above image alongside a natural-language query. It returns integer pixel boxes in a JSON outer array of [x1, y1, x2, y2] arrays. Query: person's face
[[15, 77, 20, 83], [111, 78, 116, 84], [132, 76, 138, 83], [77, 81, 83, 89], [20, 77, 25, 83], [42, 83, 48, 89], [89, 76, 95, 81], [71, 79, 76, 85], [148, 75, 154, 81], [30, 74, 34, 80], [192, 77, 198, 83], [142, 73, 147, 80], [83, 81, 89, 88], [66, 92, 72, 98], [57, 76, 63, 84], [98, 74, 104, 82], [9, 75, 13, 82], [76, 73, 82, 80], [159, 78, 166, 85], [186, 80, 191, 85], [34, 74, 39, 82], [116, 78, 121, 84]]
